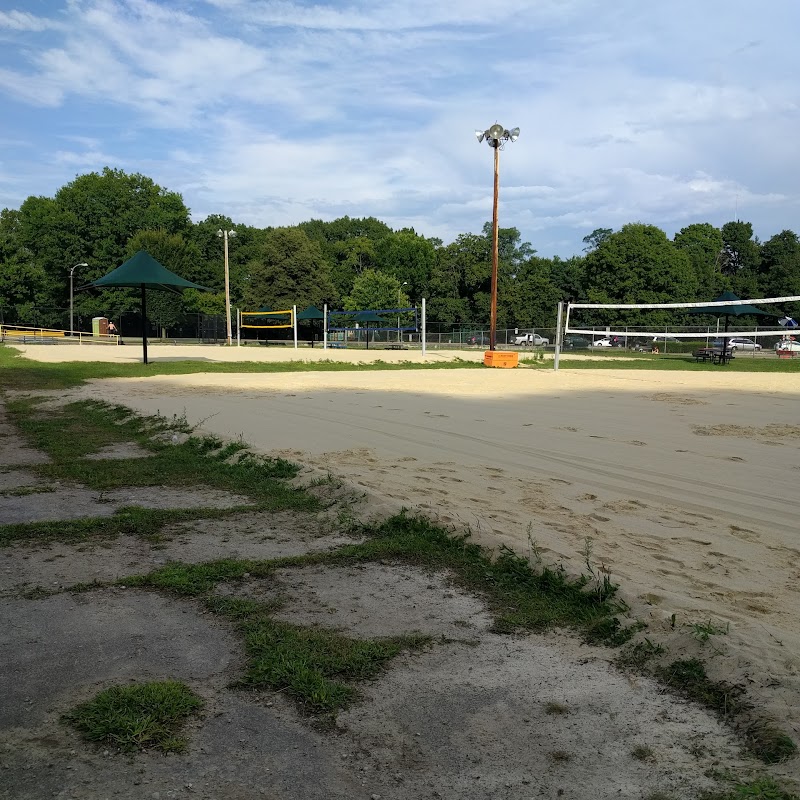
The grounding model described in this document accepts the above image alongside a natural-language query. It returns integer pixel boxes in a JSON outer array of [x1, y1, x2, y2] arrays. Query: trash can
[[92, 317, 108, 337]]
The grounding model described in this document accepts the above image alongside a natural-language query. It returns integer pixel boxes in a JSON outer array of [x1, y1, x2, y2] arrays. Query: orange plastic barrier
[[483, 350, 519, 368]]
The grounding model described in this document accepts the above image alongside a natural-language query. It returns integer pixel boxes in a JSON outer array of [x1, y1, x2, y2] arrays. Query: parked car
[[775, 339, 800, 352], [562, 334, 589, 349], [714, 337, 762, 351], [514, 332, 549, 346], [592, 337, 624, 348], [651, 335, 680, 343]]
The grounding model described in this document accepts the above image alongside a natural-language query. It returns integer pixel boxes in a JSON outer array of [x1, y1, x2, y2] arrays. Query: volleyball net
[[564, 295, 800, 341], [239, 309, 295, 329]]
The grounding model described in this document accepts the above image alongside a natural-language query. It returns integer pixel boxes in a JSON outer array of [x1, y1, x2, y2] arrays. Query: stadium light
[[217, 229, 237, 346], [476, 123, 519, 350], [69, 262, 88, 335]]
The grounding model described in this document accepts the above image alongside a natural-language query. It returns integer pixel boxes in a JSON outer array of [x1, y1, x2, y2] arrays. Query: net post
[[236, 309, 240, 347], [421, 298, 427, 357], [323, 303, 328, 349], [554, 300, 563, 371], [293, 305, 298, 349]]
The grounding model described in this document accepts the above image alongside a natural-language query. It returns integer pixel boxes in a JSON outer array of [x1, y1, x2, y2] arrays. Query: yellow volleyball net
[[239, 309, 295, 329]]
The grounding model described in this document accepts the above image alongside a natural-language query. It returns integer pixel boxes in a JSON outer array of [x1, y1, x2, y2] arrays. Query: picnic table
[[693, 347, 734, 365]]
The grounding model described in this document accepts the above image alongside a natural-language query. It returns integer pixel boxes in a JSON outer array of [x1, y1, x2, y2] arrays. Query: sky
[[0, 0, 798, 258]]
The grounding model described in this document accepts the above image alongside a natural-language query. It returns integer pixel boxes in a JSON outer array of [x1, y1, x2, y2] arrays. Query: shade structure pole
[[141, 284, 149, 365], [490, 143, 500, 351], [421, 297, 426, 357], [323, 303, 328, 349], [293, 305, 298, 349]]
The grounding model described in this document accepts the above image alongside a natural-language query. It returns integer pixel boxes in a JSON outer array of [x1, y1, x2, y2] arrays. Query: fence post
[[421, 298, 426, 357]]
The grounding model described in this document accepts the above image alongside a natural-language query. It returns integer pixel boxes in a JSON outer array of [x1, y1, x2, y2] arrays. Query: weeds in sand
[[657, 659, 797, 764], [700, 777, 800, 799], [614, 638, 665, 671], [62, 681, 203, 753], [631, 744, 655, 762], [690, 619, 730, 643]]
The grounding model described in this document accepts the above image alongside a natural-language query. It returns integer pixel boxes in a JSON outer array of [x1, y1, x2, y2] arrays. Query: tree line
[[1, 167, 798, 333]]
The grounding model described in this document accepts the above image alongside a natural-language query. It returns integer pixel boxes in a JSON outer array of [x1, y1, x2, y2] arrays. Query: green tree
[[374, 231, 436, 301], [720, 221, 760, 299], [244, 227, 336, 311], [760, 230, 800, 318], [673, 223, 725, 299], [344, 270, 409, 312], [508, 256, 561, 327], [582, 227, 613, 252], [583, 223, 697, 326]]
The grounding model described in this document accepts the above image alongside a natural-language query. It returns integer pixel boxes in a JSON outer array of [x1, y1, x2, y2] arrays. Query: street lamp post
[[69, 262, 88, 335], [475, 124, 519, 350], [217, 229, 237, 345]]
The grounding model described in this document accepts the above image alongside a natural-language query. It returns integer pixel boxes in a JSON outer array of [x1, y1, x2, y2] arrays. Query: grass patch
[[0, 505, 249, 548], [701, 778, 800, 799], [0, 398, 318, 546], [235, 612, 428, 714], [658, 659, 797, 764], [62, 680, 203, 753], [292, 514, 630, 643], [548, 355, 800, 373], [0, 345, 482, 391]]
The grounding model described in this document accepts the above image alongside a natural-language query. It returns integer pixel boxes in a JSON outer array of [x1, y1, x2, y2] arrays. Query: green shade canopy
[[353, 310, 390, 324], [84, 250, 209, 292], [81, 250, 210, 364], [688, 291, 774, 318], [297, 305, 325, 320], [688, 291, 775, 362]]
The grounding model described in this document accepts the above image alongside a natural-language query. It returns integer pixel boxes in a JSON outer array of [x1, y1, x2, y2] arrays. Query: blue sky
[[0, 0, 798, 258]]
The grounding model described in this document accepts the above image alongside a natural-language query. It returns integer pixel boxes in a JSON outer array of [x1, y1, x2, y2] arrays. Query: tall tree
[[583, 223, 697, 326], [673, 223, 725, 299], [760, 230, 800, 318], [582, 227, 613, 252], [720, 221, 760, 300], [244, 227, 336, 310], [344, 270, 409, 312]]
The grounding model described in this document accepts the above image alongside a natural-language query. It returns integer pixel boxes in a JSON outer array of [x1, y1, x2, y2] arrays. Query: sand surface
[[11, 344, 800, 754]]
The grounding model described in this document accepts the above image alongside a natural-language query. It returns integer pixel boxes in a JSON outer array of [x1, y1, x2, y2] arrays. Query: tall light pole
[[69, 262, 88, 335], [217, 229, 236, 345], [475, 124, 519, 350]]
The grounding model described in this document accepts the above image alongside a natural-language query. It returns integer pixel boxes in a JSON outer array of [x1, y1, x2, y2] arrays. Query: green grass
[[62, 681, 203, 753], [701, 778, 800, 800], [0, 398, 317, 546], [235, 612, 428, 714], [0, 506, 249, 549], [540, 354, 800, 372], [0, 344, 482, 391], [114, 512, 634, 715], [657, 659, 797, 764]]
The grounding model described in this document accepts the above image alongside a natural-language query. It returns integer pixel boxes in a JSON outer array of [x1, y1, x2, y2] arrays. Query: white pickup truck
[[513, 332, 549, 346]]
